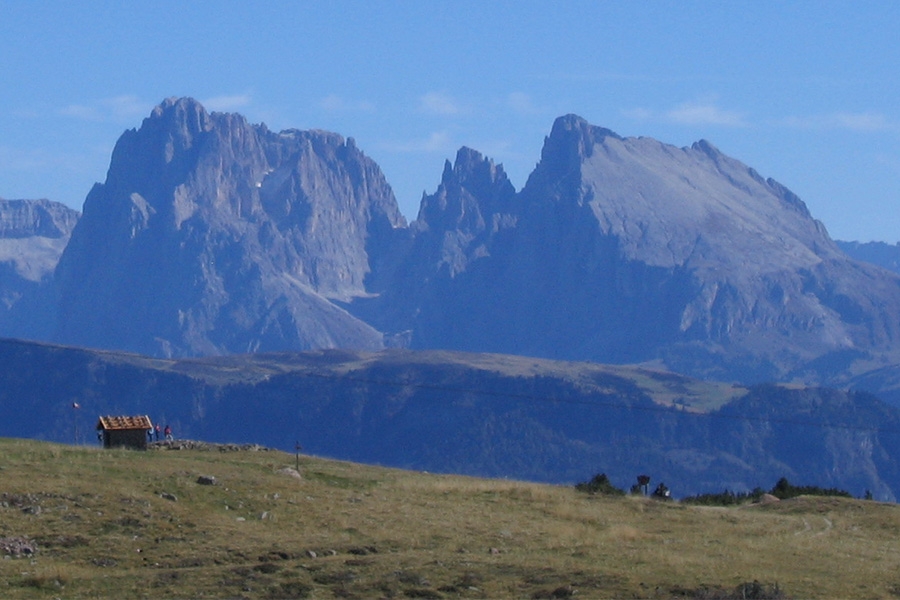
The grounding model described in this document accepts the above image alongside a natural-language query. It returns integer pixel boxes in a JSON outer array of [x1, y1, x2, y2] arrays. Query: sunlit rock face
[[53, 97, 406, 357]]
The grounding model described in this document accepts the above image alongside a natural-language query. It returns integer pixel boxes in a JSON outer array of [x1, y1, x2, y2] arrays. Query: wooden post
[[295, 441, 302, 471], [72, 401, 81, 445]]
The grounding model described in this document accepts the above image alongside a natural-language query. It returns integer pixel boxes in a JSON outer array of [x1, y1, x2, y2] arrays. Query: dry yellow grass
[[2, 438, 900, 598]]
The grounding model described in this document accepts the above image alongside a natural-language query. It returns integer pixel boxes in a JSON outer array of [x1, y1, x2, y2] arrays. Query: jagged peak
[[548, 114, 622, 147], [417, 146, 515, 229], [533, 115, 623, 177], [0, 198, 80, 239], [145, 96, 213, 138], [691, 139, 721, 158], [454, 146, 486, 165], [766, 177, 813, 218], [438, 146, 513, 194]]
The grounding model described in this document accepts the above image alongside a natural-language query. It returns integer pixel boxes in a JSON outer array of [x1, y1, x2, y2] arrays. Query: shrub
[[681, 488, 765, 506], [574, 473, 625, 496], [769, 477, 851, 500]]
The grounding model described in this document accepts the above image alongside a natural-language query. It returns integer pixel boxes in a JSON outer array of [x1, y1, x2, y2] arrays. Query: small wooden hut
[[96, 415, 153, 450]]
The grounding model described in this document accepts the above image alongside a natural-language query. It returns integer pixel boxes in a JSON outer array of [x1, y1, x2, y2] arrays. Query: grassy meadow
[[2, 438, 900, 599]]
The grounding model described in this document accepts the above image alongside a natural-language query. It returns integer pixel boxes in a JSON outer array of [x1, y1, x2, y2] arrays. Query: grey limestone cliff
[[0, 198, 79, 337], [397, 114, 900, 383], [53, 97, 406, 357], [12, 104, 900, 390]]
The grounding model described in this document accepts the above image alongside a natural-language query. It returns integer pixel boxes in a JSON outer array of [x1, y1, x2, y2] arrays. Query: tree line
[[575, 473, 860, 505]]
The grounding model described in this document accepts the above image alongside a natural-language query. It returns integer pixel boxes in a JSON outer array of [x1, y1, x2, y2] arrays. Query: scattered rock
[[0, 537, 37, 557], [91, 557, 118, 567], [196, 475, 217, 486], [489, 547, 501, 555], [149, 440, 274, 452], [306, 550, 317, 558], [160, 492, 178, 502], [253, 562, 281, 574], [277, 467, 302, 480]]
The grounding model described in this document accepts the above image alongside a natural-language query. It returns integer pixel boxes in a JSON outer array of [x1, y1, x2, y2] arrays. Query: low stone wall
[[148, 440, 274, 452]]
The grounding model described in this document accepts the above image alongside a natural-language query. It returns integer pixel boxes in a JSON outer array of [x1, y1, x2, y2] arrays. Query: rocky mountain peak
[[0, 199, 80, 339], [416, 147, 515, 234], [52, 97, 405, 357], [547, 114, 620, 158], [399, 114, 900, 383], [523, 115, 623, 198], [0, 198, 79, 239], [7, 105, 900, 392], [150, 96, 213, 137]]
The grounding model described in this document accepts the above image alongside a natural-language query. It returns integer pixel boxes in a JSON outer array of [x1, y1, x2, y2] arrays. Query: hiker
[[652, 482, 671, 500], [155, 424, 161, 441], [164, 425, 173, 441]]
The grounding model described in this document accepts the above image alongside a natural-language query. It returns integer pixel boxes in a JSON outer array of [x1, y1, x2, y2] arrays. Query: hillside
[[4, 338, 900, 501], [3, 438, 900, 599]]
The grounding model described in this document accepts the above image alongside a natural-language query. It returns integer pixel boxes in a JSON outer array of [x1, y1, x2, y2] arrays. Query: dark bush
[[769, 477, 851, 500], [575, 473, 625, 496], [681, 487, 765, 506]]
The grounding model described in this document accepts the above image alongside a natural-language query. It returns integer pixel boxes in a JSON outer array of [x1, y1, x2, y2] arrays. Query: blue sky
[[2, 1, 899, 242]]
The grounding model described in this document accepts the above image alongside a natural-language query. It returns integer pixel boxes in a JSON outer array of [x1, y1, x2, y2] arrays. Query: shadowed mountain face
[[392, 115, 900, 384], [53, 97, 406, 357]]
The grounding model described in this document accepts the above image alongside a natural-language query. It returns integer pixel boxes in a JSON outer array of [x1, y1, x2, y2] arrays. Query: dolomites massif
[[5, 97, 900, 390], [6, 97, 900, 496]]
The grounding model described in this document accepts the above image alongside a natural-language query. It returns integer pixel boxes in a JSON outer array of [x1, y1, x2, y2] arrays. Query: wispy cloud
[[318, 94, 375, 112], [58, 95, 150, 123], [506, 92, 540, 116], [203, 94, 253, 112], [666, 101, 748, 127], [624, 99, 748, 128], [419, 92, 464, 116], [382, 131, 454, 153], [780, 112, 896, 133]]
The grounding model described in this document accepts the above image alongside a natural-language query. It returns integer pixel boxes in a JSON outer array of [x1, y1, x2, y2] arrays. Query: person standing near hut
[[164, 425, 173, 441], [155, 424, 161, 441]]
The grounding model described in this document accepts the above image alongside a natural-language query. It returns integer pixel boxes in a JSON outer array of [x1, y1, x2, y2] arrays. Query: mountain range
[[6, 97, 900, 494], [4, 97, 900, 391]]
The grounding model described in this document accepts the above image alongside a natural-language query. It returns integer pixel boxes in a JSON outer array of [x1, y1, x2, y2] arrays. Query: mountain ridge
[[387, 113, 900, 385], [3, 98, 900, 395], [2, 336, 899, 501]]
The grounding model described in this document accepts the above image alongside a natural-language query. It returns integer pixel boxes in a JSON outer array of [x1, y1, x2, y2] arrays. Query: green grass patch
[[2, 437, 900, 598]]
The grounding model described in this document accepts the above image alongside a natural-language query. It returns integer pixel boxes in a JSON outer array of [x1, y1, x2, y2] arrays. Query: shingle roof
[[96, 415, 153, 431]]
